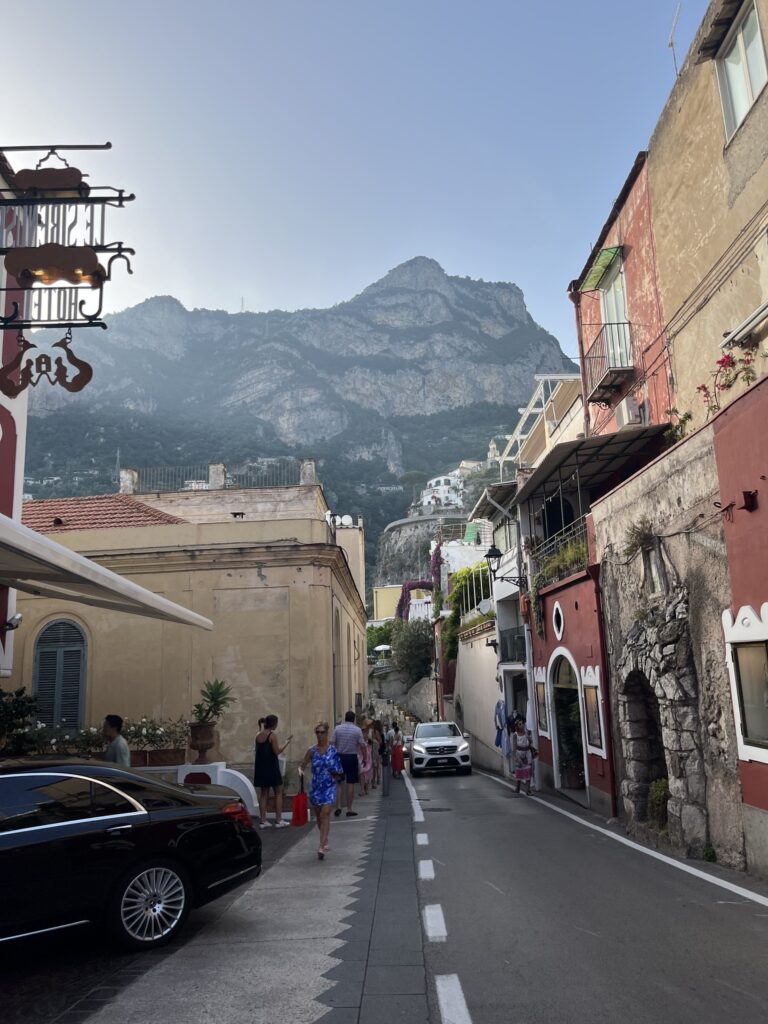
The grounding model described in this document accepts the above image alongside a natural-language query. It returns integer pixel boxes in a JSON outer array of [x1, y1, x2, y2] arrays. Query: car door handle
[[104, 824, 133, 834]]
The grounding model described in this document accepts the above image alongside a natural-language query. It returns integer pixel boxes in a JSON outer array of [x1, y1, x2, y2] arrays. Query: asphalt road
[[411, 769, 768, 1024]]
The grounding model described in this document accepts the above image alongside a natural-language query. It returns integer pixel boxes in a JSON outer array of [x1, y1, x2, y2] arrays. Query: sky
[[3, 0, 708, 357]]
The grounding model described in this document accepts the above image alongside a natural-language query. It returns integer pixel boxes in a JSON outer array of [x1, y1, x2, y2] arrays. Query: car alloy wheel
[[117, 863, 188, 947]]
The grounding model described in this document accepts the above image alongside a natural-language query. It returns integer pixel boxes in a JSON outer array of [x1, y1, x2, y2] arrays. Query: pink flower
[[716, 354, 736, 369]]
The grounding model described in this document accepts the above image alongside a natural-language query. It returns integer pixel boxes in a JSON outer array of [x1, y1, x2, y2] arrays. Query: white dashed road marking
[[417, 833, 429, 845], [419, 859, 435, 880], [423, 903, 448, 942], [436, 973, 473, 1024]]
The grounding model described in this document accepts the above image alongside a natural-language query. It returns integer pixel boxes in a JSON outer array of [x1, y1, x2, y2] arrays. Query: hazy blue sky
[[5, 1, 707, 355]]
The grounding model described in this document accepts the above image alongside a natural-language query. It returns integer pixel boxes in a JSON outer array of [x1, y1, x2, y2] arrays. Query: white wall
[[454, 625, 505, 772]]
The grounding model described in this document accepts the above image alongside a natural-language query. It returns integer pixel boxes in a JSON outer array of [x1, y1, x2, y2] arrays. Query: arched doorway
[[619, 670, 668, 827], [551, 654, 586, 798], [33, 620, 87, 729]]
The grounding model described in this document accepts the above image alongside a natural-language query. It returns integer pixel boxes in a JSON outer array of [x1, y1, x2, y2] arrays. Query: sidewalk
[[54, 779, 425, 1024]]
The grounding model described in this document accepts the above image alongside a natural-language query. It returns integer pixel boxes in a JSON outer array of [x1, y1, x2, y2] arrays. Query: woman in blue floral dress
[[299, 721, 343, 859]]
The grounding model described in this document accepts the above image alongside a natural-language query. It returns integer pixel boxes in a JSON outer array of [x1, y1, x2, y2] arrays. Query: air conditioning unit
[[615, 396, 642, 430]]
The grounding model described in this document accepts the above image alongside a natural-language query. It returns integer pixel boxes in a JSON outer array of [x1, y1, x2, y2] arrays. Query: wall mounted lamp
[[484, 544, 527, 589]]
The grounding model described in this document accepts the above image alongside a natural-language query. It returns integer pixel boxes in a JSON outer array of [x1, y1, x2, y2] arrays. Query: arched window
[[33, 620, 87, 729]]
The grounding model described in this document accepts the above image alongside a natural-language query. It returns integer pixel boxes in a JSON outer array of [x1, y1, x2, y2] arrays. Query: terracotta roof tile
[[21, 494, 187, 534]]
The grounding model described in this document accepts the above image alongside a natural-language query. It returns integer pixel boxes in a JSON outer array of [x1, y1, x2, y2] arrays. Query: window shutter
[[59, 647, 84, 728], [35, 649, 59, 726], [34, 621, 86, 729]]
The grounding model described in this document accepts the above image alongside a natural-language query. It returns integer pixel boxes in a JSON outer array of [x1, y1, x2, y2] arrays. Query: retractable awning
[[513, 424, 669, 508], [0, 512, 212, 629]]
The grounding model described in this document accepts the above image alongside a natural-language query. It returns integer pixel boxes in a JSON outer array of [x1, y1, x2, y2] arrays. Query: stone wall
[[592, 425, 745, 867]]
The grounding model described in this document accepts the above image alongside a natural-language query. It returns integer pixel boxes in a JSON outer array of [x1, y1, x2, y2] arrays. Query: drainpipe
[[587, 563, 618, 818], [568, 282, 591, 439]]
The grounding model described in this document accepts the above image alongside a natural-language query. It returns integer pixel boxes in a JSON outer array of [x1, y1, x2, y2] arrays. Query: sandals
[[317, 850, 325, 860]]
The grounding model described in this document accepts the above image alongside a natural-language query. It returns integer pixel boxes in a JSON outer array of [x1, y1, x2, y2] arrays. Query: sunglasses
[[315, 729, 327, 735]]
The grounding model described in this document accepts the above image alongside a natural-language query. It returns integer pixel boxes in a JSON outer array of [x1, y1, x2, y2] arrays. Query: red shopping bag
[[291, 775, 309, 826]]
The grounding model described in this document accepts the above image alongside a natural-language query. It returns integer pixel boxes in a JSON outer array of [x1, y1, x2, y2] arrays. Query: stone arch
[[618, 670, 667, 826], [616, 588, 708, 855]]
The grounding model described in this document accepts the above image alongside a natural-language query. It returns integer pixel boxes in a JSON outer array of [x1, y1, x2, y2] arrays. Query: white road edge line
[[417, 833, 429, 845], [403, 771, 425, 822], [423, 903, 447, 942], [476, 769, 768, 909], [436, 973, 473, 1024], [419, 859, 435, 880]]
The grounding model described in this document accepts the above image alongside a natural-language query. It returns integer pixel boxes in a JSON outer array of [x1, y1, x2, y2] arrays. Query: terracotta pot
[[147, 748, 186, 766], [188, 721, 216, 765]]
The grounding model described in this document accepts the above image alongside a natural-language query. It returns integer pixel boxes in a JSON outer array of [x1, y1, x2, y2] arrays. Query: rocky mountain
[[25, 257, 576, 584]]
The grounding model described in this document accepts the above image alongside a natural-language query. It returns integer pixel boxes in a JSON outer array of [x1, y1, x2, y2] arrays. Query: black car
[[0, 759, 261, 949]]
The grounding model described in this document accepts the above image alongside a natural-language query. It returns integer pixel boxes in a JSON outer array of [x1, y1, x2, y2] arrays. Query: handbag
[[291, 774, 309, 827]]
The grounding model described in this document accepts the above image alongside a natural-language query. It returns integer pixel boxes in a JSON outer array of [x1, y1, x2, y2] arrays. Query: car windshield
[[414, 724, 460, 739]]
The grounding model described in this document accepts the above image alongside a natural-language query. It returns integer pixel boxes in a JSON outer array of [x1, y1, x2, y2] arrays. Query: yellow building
[[10, 468, 367, 773]]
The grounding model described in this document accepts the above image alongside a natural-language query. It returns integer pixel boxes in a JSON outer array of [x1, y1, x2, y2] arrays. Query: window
[[643, 546, 666, 595], [717, 3, 768, 139], [536, 681, 548, 734], [732, 642, 768, 748], [0, 775, 135, 833], [33, 620, 86, 729], [600, 259, 631, 369], [583, 686, 603, 749]]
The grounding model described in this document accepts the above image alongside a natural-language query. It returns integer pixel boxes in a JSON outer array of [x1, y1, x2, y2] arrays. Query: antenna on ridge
[[668, 2, 682, 77]]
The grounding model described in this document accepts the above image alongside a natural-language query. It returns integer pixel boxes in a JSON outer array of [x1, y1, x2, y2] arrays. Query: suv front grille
[[427, 745, 457, 756]]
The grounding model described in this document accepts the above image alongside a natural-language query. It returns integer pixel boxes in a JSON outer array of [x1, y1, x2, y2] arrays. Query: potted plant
[[189, 679, 236, 764]]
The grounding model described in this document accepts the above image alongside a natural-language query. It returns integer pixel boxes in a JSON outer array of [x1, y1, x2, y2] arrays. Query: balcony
[[584, 323, 634, 402], [499, 625, 526, 663], [531, 516, 588, 587]]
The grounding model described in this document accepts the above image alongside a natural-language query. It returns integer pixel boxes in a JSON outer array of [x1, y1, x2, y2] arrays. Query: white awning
[[0, 512, 212, 630]]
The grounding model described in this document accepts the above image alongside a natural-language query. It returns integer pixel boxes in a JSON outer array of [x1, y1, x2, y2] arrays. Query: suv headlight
[[411, 744, 426, 755], [458, 741, 469, 752]]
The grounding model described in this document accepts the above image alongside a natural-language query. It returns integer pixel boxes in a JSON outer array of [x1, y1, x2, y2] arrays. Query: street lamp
[[484, 544, 527, 590]]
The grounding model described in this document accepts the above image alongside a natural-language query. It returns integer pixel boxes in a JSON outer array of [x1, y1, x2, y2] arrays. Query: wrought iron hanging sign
[[0, 142, 133, 396], [0, 329, 92, 398]]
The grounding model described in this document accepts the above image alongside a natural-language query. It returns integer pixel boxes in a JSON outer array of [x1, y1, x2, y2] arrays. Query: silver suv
[[409, 722, 471, 776]]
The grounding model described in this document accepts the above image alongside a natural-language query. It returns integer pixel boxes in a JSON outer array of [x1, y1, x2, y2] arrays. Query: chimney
[[300, 459, 317, 485], [119, 468, 138, 495], [208, 463, 227, 489]]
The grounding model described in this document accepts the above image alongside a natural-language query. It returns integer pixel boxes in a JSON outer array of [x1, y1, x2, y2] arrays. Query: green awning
[[463, 522, 480, 543], [579, 246, 622, 292]]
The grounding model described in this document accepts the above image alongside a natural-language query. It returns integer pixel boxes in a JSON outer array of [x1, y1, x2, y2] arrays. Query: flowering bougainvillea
[[394, 579, 433, 620], [696, 347, 758, 417]]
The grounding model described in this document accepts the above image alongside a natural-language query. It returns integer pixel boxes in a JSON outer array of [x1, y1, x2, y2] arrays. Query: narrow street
[[413, 771, 768, 1024], [6, 770, 768, 1024]]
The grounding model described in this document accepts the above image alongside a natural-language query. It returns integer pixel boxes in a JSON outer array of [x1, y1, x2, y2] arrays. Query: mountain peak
[[363, 256, 448, 295]]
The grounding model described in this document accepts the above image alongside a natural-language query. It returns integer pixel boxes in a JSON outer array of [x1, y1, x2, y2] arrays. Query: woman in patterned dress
[[511, 715, 536, 795], [299, 721, 344, 860]]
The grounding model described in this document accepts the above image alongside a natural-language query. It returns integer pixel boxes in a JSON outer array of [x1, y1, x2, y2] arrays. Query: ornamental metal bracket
[[491, 573, 528, 589]]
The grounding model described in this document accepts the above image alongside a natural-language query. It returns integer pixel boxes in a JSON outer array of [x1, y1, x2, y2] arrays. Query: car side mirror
[[463, 732, 469, 739]]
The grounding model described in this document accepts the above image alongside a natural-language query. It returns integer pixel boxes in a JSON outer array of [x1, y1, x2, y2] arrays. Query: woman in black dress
[[254, 714, 292, 828]]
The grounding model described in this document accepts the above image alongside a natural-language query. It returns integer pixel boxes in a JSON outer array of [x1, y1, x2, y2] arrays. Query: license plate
[[436, 758, 449, 765]]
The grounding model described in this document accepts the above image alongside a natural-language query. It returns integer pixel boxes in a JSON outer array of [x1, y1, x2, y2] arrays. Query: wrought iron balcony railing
[[531, 516, 588, 586], [584, 322, 634, 402], [499, 625, 526, 664]]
